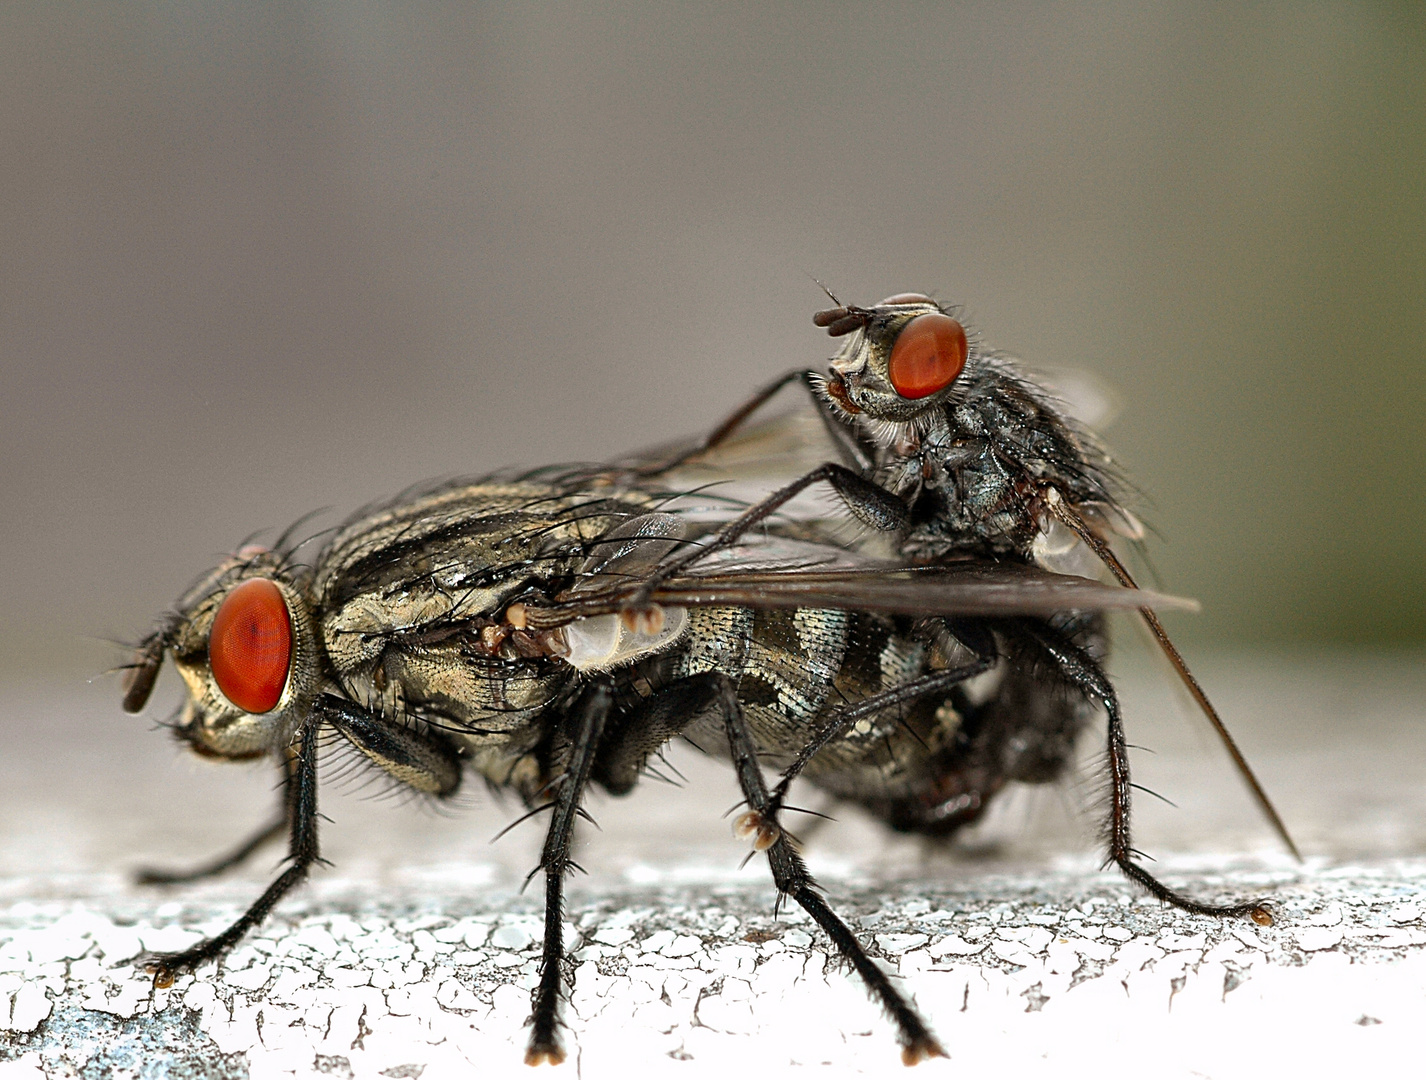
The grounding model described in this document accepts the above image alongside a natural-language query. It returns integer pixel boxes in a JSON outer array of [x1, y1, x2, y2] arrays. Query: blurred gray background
[[3, 22, 1426, 1067], [3, 2, 1424, 686]]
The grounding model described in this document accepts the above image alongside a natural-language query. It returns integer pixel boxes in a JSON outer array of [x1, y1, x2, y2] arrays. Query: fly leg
[[526, 682, 613, 1066], [766, 648, 998, 819], [136, 749, 298, 885], [1010, 620, 1272, 923], [631, 369, 813, 475], [631, 369, 876, 477], [591, 675, 725, 795], [136, 815, 287, 886], [627, 461, 909, 611], [1047, 492, 1298, 860], [142, 703, 326, 987], [323, 695, 462, 797], [711, 673, 946, 1064]]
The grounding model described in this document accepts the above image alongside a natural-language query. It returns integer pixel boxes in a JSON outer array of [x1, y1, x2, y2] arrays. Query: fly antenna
[[808, 274, 843, 308]]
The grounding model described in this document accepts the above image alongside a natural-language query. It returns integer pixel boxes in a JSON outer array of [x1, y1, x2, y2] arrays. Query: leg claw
[[146, 962, 176, 990]]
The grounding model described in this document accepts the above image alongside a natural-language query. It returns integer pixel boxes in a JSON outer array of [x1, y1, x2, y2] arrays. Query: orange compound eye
[[208, 578, 292, 713], [887, 313, 968, 400]]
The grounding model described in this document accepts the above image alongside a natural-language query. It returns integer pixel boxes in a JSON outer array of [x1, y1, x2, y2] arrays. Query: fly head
[[814, 293, 969, 424], [124, 546, 322, 760]]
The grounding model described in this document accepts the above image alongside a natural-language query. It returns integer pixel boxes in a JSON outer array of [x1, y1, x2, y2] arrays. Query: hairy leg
[[526, 683, 613, 1065], [144, 703, 326, 986], [1009, 619, 1271, 922], [712, 672, 946, 1064]]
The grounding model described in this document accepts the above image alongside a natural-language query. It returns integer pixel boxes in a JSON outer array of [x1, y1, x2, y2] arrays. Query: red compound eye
[[208, 578, 292, 713], [887, 313, 967, 400]]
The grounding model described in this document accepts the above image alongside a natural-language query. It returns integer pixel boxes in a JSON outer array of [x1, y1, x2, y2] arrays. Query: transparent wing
[[616, 411, 845, 524], [1023, 365, 1123, 430], [654, 562, 1196, 618], [524, 530, 1196, 628]]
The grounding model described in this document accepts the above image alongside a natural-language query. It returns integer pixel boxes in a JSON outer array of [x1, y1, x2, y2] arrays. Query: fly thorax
[[951, 402, 990, 436]]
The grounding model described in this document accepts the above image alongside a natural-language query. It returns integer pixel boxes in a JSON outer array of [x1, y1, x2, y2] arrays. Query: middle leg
[[525, 682, 614, 1066], [710, 671, 947, 1064]]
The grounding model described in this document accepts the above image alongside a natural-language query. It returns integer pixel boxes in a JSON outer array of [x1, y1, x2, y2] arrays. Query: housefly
[[632, 290, 1297, 912], [119, 456, 1201, 1065]]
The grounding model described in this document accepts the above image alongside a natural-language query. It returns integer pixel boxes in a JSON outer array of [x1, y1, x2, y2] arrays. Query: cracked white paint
[[1, 862, 1424, 1079], [4, 656, 1426, 1077]]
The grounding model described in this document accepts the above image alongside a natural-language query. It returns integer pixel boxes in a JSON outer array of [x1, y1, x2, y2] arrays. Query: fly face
[[124, 547, 321, 760], [818, 292, 969, 423]]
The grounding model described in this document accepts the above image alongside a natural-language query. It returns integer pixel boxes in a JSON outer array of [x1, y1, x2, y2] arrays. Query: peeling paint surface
[[1, 865, 1424, 1079], [3, 655, 1425, 1078]]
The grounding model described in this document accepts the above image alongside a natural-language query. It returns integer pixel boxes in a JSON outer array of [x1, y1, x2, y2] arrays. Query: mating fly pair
[[119, 292, 1293, 1066]]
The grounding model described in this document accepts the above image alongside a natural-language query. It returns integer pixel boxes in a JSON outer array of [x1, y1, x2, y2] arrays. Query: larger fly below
[[119, 292, 1292, 1067]]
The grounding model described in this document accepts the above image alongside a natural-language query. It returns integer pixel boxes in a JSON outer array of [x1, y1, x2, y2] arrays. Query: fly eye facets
[[208, 578, 292, 713], [887, 312, 967, 400]]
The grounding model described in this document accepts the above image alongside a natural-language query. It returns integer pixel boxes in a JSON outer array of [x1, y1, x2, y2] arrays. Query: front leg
[[633, 369, 877, 478], [627, 462, 909, 612], [135, 814, 287, 886], [143, 704, 326, 987], [323, 695, 462, 797], [1008, 619, 1272, 923]]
